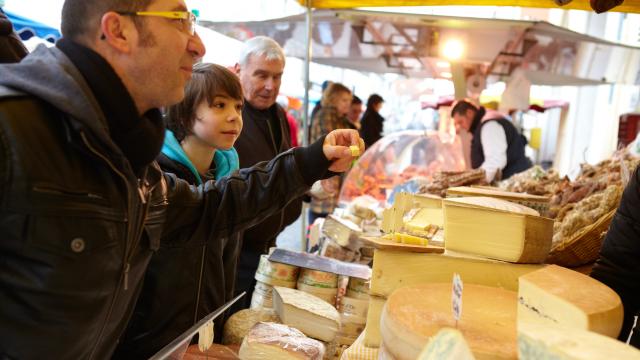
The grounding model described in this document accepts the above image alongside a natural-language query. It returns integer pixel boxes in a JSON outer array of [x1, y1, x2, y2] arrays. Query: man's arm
[[480, 121, 508, 182], [162, 130, 363, 240]]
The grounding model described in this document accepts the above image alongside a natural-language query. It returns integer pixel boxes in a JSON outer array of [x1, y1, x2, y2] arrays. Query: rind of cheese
[[380, 284, 517, 360], [371, 251, 544, 298], [417, 328, 476, 360], [444, 196, 540, 216], [238, 322, 325, 360], [518, 264, 623, 338], [223, 309, 280, 345], [363, 296, 386, 348], [518, 322, 640, 360], [443, 198, 552, 263]]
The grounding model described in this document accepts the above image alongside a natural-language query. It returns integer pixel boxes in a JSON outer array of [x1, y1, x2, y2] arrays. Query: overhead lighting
[[441, 72, 452, 79], [436, 61, 450, 68], [442, 39, 464, 61]]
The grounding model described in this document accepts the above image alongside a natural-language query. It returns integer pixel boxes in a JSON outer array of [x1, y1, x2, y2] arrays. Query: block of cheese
[[370, 250, 544, 298], [363, 296, 386, 348], [417, 328, 476, 360], [272, 286, 341, 342], [443, 197, 553, 263], [383, 192, 444, 234], [518, 322, 640, 360], [380, 284, 518, 360], [518, 264, 623, 337], [321, 215, 362, 250], [223, 308, 280, 345], [238, 322, 325, 360]]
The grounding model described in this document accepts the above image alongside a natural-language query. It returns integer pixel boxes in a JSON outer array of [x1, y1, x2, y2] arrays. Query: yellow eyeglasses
[[117, 11, 197, 36]]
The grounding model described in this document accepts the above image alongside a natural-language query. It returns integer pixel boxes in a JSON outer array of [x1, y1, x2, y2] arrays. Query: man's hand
[[323, 129, 365, 172]]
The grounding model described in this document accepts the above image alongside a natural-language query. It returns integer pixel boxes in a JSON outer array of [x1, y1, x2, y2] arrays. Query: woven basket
[[546, 209, 616, 267]]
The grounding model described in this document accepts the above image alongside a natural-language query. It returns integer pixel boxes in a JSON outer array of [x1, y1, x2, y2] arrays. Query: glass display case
[[339, 130, 467, 206]]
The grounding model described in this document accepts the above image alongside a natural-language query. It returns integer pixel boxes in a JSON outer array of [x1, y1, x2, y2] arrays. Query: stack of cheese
[[363, 250, 544, 348], [336, 277, 369, 346], [251, 255, 299, 310], [238, 322, 325, 360], [272, 286, 341, 345], [296, 268, 339, 306]]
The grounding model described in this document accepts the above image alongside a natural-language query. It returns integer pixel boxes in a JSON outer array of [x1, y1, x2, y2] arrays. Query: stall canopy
[[201, 9, 640, 86], [295, 0, 640, 14], [5, 10, 60, 43]]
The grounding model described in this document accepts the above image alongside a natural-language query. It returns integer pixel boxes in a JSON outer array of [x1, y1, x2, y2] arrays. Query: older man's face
[[238, 54, 284, 110]]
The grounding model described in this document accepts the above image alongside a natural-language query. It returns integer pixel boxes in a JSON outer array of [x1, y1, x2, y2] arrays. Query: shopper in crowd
[[308, 79, 332, 143], [360, 93, 385, 148], [347, 95, 363, 130], [0, 3, 28, 63], [114, 63, 244, 358], [309, 82, 353, 225], [451, 99, 531, 182], [231, 36, 304, 311], [591, 164, 640, 348], [0, 0, 363, 357]]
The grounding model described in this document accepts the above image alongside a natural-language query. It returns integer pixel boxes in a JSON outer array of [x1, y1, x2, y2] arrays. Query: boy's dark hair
[[366, 94, 384, 108], [61, 0, 154, 41], [451, 99, 478, 117], [166, 63, 244, 142], [352, 95, 362, 105]]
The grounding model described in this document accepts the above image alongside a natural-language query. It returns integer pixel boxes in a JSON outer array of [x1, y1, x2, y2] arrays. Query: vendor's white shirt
[[480, 121, 508, 182]]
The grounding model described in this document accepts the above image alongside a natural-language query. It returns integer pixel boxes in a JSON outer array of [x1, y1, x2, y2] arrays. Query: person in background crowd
[[232, 36, 304, 311], [309, 79, 332, 143], [278, 95, 299, 147], [115, 63, 244, 358], [591, 164, 640, 348], [0, 0, 363, 357], [347, 95, 363, 130], [309, 82, 353, 225], [0, 2, 28, 63], [360, 93, 385, 148], [451, 99, 532, 182]]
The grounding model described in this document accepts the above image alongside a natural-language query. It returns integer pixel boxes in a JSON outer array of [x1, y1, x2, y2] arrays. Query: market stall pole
[[301, 0, 312, 252]]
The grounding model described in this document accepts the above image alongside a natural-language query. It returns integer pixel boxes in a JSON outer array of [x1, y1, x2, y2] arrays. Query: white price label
[[452, 273, 463, 322]]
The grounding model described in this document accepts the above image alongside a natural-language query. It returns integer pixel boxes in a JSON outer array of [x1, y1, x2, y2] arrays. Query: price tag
[[452, 273, 463, 324], [197, 320, 214, 352]]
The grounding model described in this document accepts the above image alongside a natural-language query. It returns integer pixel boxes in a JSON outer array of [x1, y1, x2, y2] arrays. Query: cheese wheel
[[254, 255, 299, 287], [238, 322, 325, 360], [222, 309, 280, 345], [518, 264, 623, 337], [298, 268, 339, 288], [339, 296, 369, 319], [380, 283, 517, 360]]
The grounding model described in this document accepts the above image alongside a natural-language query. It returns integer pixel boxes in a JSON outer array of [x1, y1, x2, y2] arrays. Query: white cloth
[[480, 121, 508, 182]]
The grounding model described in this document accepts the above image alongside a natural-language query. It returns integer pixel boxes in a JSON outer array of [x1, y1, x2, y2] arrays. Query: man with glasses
[[0, 0, 363, 358]]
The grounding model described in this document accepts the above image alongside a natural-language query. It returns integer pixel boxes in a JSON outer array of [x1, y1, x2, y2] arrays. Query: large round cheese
[[222, 309, 280, 345], [380, 283, 517, 360], [238, 322, 325, 360]]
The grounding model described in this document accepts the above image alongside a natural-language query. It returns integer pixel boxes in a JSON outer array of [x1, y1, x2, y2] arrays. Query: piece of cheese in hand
[[380, 283, 518, 360], [443, 197, 552, 263], [349, 145, 360, 157], [417, 328, 476, 360], [272, 286, 341, 342], [518, 264, 623, 338], [518, 322, 640, 360], [238, 322, 325, 360]]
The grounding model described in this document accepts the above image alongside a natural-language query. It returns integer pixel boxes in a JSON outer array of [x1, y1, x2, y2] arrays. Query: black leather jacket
[[0, 87, 329, 359]]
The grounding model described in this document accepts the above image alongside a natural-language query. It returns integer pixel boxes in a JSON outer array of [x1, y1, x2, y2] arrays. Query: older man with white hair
[[232, 36, 303, 310]]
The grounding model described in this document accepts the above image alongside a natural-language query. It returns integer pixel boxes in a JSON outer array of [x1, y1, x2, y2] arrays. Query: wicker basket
[[546, 209, 616, 267]]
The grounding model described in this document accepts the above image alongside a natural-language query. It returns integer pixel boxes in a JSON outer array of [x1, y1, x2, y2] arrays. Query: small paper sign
[[452, 273, 463, 323], [197, 320, 214, 352]]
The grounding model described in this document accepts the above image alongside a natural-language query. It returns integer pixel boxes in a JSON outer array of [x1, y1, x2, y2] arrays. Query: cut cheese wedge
[[272, 286, 340, 342], [443, 197, 552, 263], [380, 283, 518, 360], [417, 328, 476, 360], [518, 322, 640, 360], [370, 250, 544, 297], [518, 264, 623, 338], [238, 322, 325, 360]]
